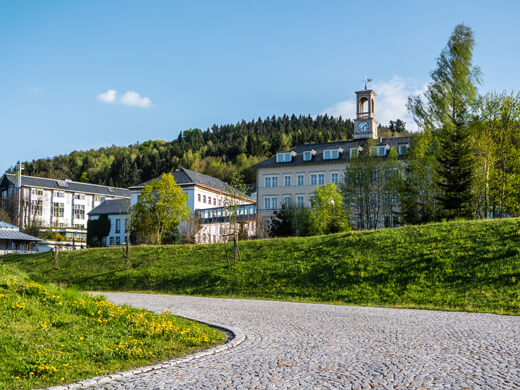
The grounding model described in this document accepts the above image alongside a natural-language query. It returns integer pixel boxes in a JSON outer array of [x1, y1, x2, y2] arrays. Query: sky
[[1, 0, 519, 173]]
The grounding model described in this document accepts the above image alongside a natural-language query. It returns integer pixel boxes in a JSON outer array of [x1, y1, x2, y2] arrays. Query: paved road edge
[[44, 319, 246, 390]]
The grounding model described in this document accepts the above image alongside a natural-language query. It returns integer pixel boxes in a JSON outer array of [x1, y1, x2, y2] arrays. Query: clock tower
[[353, 89, 378, 140]]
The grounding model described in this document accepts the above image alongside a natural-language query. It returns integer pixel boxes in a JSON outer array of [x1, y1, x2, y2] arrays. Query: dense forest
[[16, 115, 362, 187]]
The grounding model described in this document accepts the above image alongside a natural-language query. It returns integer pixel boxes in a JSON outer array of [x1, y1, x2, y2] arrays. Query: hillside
[[0, 265, 225, 390], [14, 115, 358, 187], [3, 218, 520, 315]]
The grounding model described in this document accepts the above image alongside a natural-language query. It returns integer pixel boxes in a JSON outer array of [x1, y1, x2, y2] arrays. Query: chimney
[[15, 162, 24, 188]]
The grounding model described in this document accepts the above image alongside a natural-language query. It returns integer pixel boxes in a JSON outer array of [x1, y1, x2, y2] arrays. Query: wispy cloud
[[321, 76, 427, 131], [97, 89, 117, 104], [96, 89, 152, 108]]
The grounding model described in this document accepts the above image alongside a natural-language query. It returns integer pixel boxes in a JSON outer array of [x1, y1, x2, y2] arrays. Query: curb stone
[[44, 321, 246, 390]]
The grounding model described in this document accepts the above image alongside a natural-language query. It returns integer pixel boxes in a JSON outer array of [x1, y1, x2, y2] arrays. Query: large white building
[[253, 88, 410, 230], [0, 172, 130, 242]]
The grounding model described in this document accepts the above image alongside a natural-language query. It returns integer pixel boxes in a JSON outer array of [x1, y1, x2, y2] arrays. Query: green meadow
[[4, 218, 520, 315], [0, 265, 225, 390]]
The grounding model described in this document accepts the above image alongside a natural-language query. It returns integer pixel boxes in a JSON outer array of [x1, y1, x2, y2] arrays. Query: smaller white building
[[87, 199, 130, 246], [0, 221, 49, 255]]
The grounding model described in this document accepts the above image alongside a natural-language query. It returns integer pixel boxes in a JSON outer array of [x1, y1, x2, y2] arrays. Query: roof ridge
[[5, 173, 128, 190]]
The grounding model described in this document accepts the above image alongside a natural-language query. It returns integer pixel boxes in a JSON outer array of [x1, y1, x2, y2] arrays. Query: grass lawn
[[0, 265, 226, 390], [3, 218, 520, 316]]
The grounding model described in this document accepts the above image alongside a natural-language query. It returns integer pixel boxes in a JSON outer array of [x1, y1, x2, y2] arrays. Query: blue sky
[[1, 0, 519, 173]]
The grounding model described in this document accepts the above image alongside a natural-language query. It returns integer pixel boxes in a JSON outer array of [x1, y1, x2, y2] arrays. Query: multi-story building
[[129, 167, 256, 244], [253, 88, 410, 230], [0, 172, 130, 242]]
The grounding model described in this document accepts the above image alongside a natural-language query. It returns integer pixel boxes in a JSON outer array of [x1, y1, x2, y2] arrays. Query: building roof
[[130, 167, 237, 194], [0, 174, 130, 197], [88, 199, 130, 216], [0, 223, 42, 242], [252, 136, 411, 169]]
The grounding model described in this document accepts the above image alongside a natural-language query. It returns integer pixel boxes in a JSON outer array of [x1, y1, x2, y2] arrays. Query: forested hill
[[18, 115, 355, 187]]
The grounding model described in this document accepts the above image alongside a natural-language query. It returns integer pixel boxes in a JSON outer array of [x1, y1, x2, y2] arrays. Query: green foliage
[[0, 208, 11, 224], [310, 184, 350, 234], [17, 115, 354, 186], [0, 265, 225, 389], [342, 142, 401, 229], [408, 24, 480, 220], [269, 203, 316, 237], [6, 218, 520, 316], [87, 215, 111, 247], [474, 91, 520, 218], [131, 173, 190, 245]]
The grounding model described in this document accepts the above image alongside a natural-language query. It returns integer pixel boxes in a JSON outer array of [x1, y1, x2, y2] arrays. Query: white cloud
[[96, 89, 152, 108], [321, 76, 427, 131], [119, 91, 152, 108], [97, 89, 117, 104]]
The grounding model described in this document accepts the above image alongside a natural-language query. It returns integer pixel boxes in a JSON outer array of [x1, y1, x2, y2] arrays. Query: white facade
[[0, 174, 129, 242], [89, 214, 129, 247]]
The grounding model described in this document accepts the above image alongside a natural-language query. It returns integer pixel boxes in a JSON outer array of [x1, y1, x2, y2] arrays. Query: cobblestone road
[[96, 293, 520, 389]]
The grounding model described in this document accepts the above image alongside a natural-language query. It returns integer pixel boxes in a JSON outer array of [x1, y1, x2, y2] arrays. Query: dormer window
[[350, 147, 362, 158], [323, 148, 343, 160], [276, 151, 295, 163], [303, 150, 316, 161], [398, 144, 409, 155], [370, 145, 388, 157]]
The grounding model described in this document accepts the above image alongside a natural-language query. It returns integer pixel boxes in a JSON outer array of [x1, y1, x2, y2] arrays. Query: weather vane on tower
[[363, 76, 372, 90]]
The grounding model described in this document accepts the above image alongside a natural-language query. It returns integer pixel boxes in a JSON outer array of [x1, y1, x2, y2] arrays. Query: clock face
[[359, 121, 369, 133]]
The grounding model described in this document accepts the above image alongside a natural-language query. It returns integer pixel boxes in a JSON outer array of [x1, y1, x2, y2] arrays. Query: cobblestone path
[[96, 293, 520, 389]]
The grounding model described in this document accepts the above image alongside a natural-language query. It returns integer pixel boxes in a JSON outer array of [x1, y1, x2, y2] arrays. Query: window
[[31, 200, 42, 217], [213, 198, 216, 206], [208, 196, 212, 204], [110, 237, 115, 246], [309, 194, 315, 204], [74, 204, 85, 220], [198, 194, 201, 202], [310, 174, 317, 186], [203, 195, 206, 203], [74, 224, 84, 229], [94, 196, 101, 202], [318, 174, 325, 185], [32, 188, 43, 196], [297, 175, 304, 186], [276, 152, 292, 163], [323, 149, 340, 160], [55, 191, 65, 198], [398, 144, 409, 155], [265, 177, 271, 188], [116, 236, 121, 245], [272, 177, 278, 188], [115, 218, 121, 234], [371, 146, 387, 157], [350, 148, 360, 158], [303, 151, 313, 161], [297, 196, 304, 207], [124, 218, 129, 233], [53, 202, 64, 218], [331, 172, 339, 184], [264, 197, 278, 209], [283, 196, 291, 206], [284, 175, 291, 187], [74, 194, 85, 200]]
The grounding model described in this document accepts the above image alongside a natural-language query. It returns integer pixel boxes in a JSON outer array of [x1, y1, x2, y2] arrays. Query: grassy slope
[[4, 218, 520, 315], [0, 265, 225, 390]]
